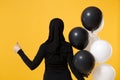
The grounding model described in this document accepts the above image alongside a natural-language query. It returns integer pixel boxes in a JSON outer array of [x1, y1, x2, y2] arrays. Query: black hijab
[[45, 18, 65, 53]]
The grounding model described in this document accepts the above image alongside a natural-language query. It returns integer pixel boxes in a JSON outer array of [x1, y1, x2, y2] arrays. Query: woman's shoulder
[[39, 43, 47, 50], [62, 41, 72, 48], [62, 41, 73, 53]]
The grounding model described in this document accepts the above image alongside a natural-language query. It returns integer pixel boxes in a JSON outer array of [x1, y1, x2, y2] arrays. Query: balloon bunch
[[69, 6, 116, 80]]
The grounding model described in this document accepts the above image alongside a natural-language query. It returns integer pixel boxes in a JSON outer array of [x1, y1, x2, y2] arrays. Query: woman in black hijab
[[14, 18, 85, 80]]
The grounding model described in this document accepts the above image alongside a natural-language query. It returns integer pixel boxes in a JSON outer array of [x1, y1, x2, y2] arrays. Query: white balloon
[[93, 64, 116, 80], [94, 17, 104, 34], [90, 40, 112, 63], [85, 31, 100, 51]]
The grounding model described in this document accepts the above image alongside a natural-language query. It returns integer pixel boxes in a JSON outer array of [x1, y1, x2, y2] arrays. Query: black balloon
[[73, 50, 95, 75], [69, 27, 89, 50], [81, 6, 102, 31]]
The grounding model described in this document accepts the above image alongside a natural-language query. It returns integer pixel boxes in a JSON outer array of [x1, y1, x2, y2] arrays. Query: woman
[[14, 18, 85, 80]]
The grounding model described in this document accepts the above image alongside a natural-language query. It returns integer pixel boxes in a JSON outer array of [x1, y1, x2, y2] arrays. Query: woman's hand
[[14, 42, 21, 53]]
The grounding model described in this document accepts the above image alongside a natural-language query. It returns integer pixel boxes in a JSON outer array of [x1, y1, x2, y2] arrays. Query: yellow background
[[0, 0, 119, 80]]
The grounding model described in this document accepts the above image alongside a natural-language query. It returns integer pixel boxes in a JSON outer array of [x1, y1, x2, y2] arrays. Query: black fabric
[[17, 18, 84, 80]]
